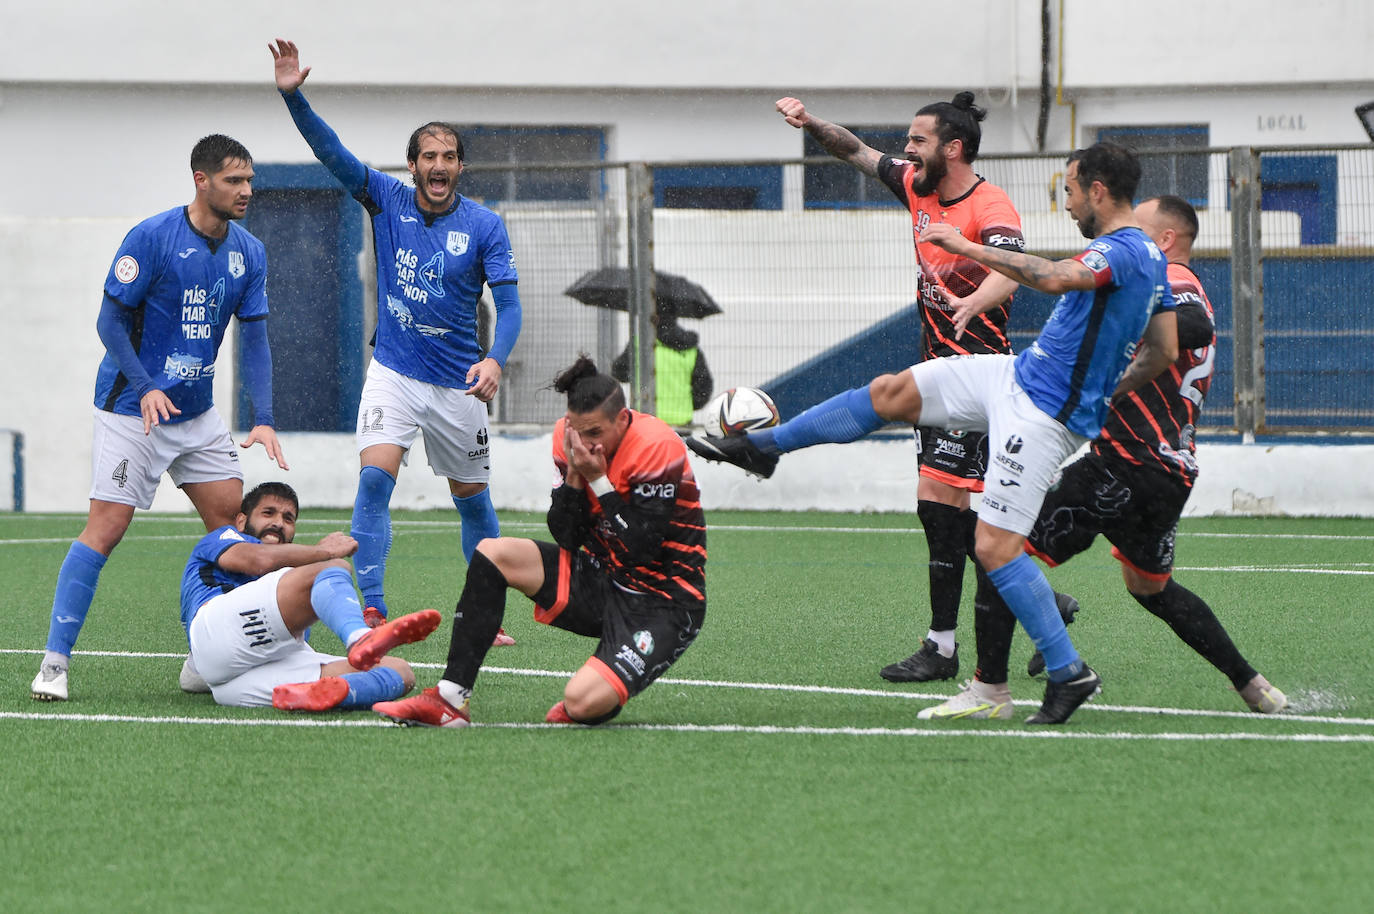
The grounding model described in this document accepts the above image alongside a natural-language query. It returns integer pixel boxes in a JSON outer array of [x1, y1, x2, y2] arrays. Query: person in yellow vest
[[611, 314, 713, 428]]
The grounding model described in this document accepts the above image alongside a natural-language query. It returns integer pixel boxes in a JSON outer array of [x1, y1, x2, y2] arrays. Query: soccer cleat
[[31, 661, 69, 702], [545, 700, 575, 724], [362, 607, 387, 629], [917, 679, 1014, 720], [179, 654, 211, 693], [1026, 592, 1081, 679], [685, 434, 779, 479], [272, 676, 350, 712], [373, 686, 471, 728], [347, 608, 442, 671], [1239, 675, 1289, 714], [1025, 666, 1102, 725], [492, 627, 516, 647], [880, 639, 958, 682]]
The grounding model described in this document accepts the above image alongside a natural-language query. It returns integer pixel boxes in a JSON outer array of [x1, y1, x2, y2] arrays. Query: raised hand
[[268, 38, 311, 93], [240, 424, 290, 471], [775, 97, 809, 129]]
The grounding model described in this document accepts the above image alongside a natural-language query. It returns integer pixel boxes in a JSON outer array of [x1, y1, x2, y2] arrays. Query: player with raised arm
[[269, 39, 521, 639], [920, 195, 1286, 719], [374, 357, 707, 728], [182, 482, 440, 710], [690, 143, 1178, 724], [31, 135, 286, 702], [774, 93, 1031, 685]]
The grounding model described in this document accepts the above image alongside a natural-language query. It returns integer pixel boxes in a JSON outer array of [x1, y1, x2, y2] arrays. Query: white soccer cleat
[[179, 654, 211, 694], [31, 661, 69, 702], [917, 679, 1014, 720], [1239, 675, 1288, 714]]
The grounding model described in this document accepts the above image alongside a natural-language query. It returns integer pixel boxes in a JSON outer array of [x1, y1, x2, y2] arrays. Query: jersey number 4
[[112, 459, 130, 488]]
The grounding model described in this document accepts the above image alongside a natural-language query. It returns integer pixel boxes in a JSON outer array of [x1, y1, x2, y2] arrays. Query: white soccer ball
[[705, 387, 780, 437]]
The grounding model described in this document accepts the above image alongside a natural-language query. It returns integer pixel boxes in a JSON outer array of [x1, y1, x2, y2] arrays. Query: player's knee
[[379, 656, 415, 691], [451, 480, 487, 499], [563, 677, 622, 724], [867, 373, 909, 416]]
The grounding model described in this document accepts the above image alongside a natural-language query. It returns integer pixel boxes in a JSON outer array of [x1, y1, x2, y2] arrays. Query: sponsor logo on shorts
[[994, 452, 1024, 474], [615, 643, 646, 676], [998, 478, 1021, 488], [477, 428, 488, 446], [982, 495, 1009, 513], [933, 439, 966, 459], [634, 482, 676, 499], [238, 608, 274, 648], [634, 630, 655, 655], [1004, 436, 1023, 455], [468, 446, 490, 459]]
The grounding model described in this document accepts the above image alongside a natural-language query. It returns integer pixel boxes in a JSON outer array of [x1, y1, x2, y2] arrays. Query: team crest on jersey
[[228, 250, 245, 278], [446, 231, 470, 255]]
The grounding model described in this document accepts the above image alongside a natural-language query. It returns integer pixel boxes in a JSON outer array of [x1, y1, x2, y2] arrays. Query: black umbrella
[[564, 267, 723, 319]]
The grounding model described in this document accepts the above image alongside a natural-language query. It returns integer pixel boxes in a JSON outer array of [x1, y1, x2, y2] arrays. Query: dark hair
[[407, 122, 464, 163], [190, 135, 252, 174], [1148, 194, 1199, 243], [915, 91, 987, 162], [1067, 142, 1141, 203], [241, 482, 299, 518], [553, 355, 625, 417]]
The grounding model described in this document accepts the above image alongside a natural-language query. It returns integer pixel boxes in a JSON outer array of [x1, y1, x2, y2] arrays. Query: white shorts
[[89, 407, 242, 509], [186, 568, 342, 708], [909, 354, 1086, 536], [356, 360, 491, 483]]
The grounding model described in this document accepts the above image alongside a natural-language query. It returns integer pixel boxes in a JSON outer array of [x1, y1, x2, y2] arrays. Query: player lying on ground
[[180, 481, 440, 711], [375, 357, 707, 728], [919, 196, 1286, 720]]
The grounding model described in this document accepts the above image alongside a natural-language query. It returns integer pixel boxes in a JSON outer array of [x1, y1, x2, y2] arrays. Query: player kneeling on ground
[[181, 481, 440, 711], [375, 357, 708, 728]]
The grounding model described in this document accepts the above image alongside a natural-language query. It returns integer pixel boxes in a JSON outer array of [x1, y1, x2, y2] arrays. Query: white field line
[[3, 648, 1372, 730], [2, 710, 1372, 743]]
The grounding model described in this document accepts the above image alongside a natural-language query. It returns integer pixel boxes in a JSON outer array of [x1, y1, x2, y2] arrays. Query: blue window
[[459, 127, 607, 203], [1096, 125, 1209, 207], [804, 127, 907, 208], [653, 165, 783, 210]]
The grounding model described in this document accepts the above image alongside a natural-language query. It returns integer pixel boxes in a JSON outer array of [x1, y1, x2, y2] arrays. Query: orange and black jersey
[[548, 410, 706, 603], [877, 155, 1024, 359], [1092, 262, 1216, 487]]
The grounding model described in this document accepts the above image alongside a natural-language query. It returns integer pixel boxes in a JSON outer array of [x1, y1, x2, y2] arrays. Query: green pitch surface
[[3, 510, 1373, 911]]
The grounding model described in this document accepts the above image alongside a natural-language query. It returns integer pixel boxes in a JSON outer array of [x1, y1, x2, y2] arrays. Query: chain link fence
[[415, 145, 1374, 434]]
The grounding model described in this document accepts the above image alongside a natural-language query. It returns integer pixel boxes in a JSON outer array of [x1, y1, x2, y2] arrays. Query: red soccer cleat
[[374, 686, 470, 728], [362, 607, 387, 629], [273, 676, 350, 712], [347, 608, 441, 671], [545, 700, 575, 724], [492, 627, 516, 647]]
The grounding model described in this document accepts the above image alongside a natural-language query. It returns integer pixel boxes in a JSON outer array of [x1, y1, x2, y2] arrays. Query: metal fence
[[448, 145, 1374, 435]]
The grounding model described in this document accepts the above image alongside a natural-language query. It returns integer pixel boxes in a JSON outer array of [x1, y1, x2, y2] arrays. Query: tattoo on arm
[[804, 119, 881, 175], [969, 247, 1091, 294]]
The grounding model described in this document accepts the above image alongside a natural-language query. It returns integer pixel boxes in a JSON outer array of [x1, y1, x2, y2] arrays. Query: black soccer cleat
[[685, 434, 779, 479], [880, 638, 958, 682], [1027, 592, 1080, 678], [1025, 665, 1101, 724]]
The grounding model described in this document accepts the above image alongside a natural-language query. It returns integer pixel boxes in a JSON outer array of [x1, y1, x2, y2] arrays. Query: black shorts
[[914, 426, 988, 491], [1027, 453, 1191, 580], [529, 542, 705, 703]]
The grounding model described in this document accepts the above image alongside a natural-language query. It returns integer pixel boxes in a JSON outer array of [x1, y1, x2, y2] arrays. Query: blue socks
[[309, 565, 369, 647], [351, 465, 396, 616], [754, 385, 885, 454], [337, 666, 406, 709], [986, 553, 1084, 681], [453, 488, 500, 563], [45, 541, 108, 656]]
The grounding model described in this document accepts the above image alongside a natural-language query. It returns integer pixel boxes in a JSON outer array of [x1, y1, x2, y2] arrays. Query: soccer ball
[[705, 387, 780, 437]]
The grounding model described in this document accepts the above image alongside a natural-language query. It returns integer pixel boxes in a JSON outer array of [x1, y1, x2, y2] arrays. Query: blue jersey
[[94, 207, 268, 421], [179, 525, 261, 638], [1014, 227, 1173, 438], [359, 170, 519, 388]]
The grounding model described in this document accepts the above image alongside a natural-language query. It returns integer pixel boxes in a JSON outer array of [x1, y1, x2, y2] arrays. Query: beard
[[1073, 207, 1099, 239], [245, 521, 287, 544], [911, 152, 949, 197]]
